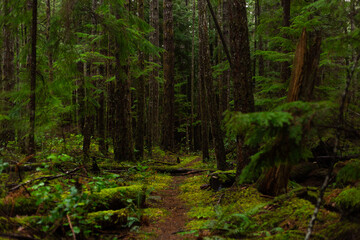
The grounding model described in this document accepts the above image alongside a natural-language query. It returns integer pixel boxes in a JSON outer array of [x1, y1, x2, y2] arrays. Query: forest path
[[127, 157, 202, 240]]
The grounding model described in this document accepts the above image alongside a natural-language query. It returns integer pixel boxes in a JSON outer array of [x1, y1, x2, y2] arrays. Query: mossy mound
[[143, 207, 167, 222], [319, 219, 360, 240], [335, 187, 360, 217], [90, 185, 145, 211], [222, 186, 268, 213]]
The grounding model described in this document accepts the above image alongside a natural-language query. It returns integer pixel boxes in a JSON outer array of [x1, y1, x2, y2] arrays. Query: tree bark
[[280, 0, 291, 83], [162, 0, 175, 151], [148, 0, 160, 156], [190, 0, 196, 151], [257, 28, 322, 196], [229, 0, 255, 175], [113, 53, 134, 162], [1, 0, 15, 146], [29, 0, 38, 156], [135, 0, 145, 160], [199, 0, 227, 170]]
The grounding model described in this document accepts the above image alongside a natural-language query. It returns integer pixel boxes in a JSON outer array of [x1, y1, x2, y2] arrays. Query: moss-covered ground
[[1, 143, 360, 239]]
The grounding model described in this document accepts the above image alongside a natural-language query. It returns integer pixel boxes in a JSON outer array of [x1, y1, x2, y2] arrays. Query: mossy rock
[[209, 170, 236, 191], [90, 185, 145, 211], [335, 187, 360, 218], [87, 209, 129, 229], [0, 196, 39, 216]]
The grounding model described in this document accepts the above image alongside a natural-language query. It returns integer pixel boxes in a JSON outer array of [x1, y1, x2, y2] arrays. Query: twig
[[10, 167, 80, 192], [217, 193, 225, 205], [66, 214, 76, 240]]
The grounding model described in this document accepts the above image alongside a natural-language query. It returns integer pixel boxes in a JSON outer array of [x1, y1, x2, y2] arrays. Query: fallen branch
[[67, 214, 76, 240], [10, 167, 80, 192], [0, 233, 36, 240]]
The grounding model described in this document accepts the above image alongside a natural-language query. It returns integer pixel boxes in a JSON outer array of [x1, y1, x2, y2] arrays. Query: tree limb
[[205, 0, 232, 69], [9, 167, 80, 192]]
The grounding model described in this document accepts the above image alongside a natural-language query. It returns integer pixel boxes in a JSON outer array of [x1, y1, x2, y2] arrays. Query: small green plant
[[207, 206, 256, 238], [336, 159, 360, 187], [0, 159, 9, 174]]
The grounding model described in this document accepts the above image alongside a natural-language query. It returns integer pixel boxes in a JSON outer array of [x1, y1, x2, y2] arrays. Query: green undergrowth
[[178, 170, 353, 239]]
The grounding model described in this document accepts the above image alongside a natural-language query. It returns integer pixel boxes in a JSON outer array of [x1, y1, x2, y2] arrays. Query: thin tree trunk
[[148, 0, 160, 156], [190, 0, 196, 151], [162, 0, 175, 151], [29, 0, 38, 156], [46, 0, 54, 83], [280, 0, 291, 83], [135, 0, 145, 160], [1, 0, 15, 146], [229, 0, 255, 176], [199, 0, 227, 170]]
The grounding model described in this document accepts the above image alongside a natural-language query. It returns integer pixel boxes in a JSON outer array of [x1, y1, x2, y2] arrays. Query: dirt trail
[[127, 157, 201, 240], [141, 175, 192, 239]]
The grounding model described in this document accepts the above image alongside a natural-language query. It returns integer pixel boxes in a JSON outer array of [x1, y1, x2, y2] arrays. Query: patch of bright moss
[[335, 186, 360, 216], [148, 174, 172, 191], [188, 206, 217, 219], [222, 186, 268, 213], [179, 175, 216, 206], [185, 219, 208, 230], [176, 155, 199, 168], [143, 208, 167, 222], [255, 198, 314, 231]]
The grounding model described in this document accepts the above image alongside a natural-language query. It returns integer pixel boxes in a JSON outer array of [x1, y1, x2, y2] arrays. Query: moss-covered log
[[90, 185, 146, 211], [0, 197, 39, 216]]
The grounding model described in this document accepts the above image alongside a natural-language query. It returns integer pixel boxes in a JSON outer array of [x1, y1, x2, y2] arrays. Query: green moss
[[185, 219, 208, 230], [336, 159, 360, 186], [255, 198, 314, 230], [320, 219, 360, 239], [147, 174, 172, 191], [87, 209, 129, 229], [188, 206, 216, 219], [143, 208, 167, 221], [222, 186, 268, 213], [175, 155, 199, 168], [179, 175, 215, 206], [335, 187, 360, 216], [91, 185, 145, 211]]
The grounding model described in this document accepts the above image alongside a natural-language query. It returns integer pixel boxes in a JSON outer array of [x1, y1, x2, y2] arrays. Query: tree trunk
[[29, 0, 38, 156], [280, 0, 291, 83], [199, 0, 227, 170], [113, 52, 134, 162], [148, 0, 160, 156], [257, 28, 322, 196], [219, 0, 230, 115], [135, 0, 145, 160], [1, 0, 15, 146], [229, 0, 255, 176], [190, 0, 196, 152], [162, 0, 175, 151]]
